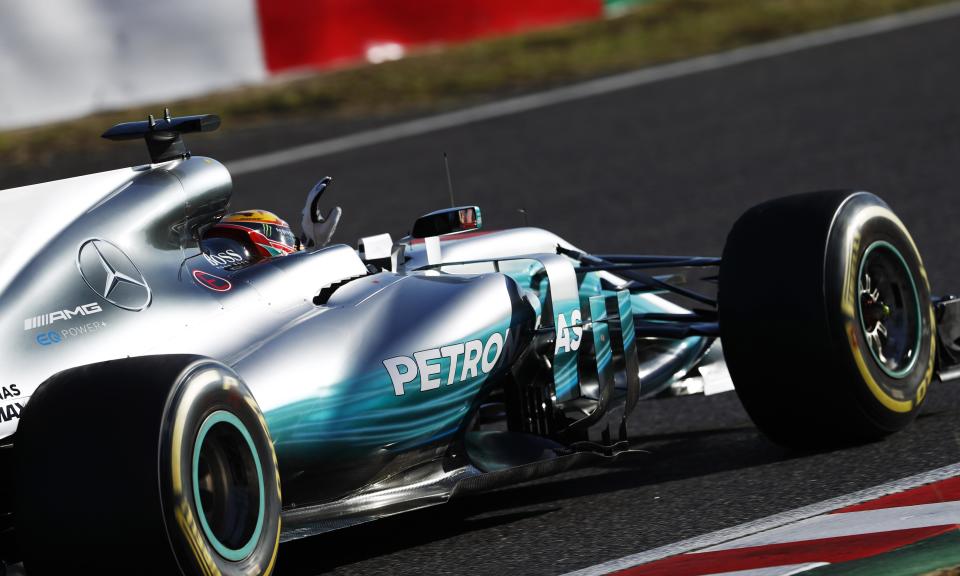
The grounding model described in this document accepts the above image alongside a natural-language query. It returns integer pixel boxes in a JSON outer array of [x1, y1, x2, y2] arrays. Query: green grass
[[0, 0, 953, 166], [805, 530, 960, 575]]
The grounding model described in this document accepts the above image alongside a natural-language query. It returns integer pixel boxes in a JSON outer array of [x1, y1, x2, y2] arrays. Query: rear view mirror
[[411, 206, 482, 238]]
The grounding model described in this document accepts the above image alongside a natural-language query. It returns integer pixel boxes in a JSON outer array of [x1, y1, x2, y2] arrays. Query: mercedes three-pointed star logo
[[76, 239, 152, 311]]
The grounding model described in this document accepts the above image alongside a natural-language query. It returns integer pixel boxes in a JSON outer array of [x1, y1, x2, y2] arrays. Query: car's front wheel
[[720, 191, 935, 448], [15, 355, 282, 575]]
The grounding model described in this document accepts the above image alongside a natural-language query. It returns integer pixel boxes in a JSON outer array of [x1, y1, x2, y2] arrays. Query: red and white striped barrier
[[0, 0, 604, 130], [256, 0, 601, 72]]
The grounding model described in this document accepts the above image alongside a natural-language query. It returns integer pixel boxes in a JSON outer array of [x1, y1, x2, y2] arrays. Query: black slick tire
[[720, 191, 935, 448], [15, 355, 282, 575]]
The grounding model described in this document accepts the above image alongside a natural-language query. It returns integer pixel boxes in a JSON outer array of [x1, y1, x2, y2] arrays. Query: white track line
[[697, 500, 960, 552], [559, 462, 960, 576], [227, 1, 960, 176]]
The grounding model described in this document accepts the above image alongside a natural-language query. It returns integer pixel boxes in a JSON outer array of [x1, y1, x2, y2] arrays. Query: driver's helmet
[[207, 210, 299, 258]]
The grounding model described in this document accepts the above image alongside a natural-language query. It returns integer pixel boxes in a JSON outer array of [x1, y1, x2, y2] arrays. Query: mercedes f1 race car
[[2, 113, 958, 575]]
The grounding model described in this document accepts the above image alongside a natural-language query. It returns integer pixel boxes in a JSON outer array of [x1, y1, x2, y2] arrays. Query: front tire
[[720, 191, 935, 448], [15, 355, 282, 575]]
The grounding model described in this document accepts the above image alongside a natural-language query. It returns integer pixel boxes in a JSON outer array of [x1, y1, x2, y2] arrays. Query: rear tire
[[15, 355, 282, 575], [720, 191, 935, 448]]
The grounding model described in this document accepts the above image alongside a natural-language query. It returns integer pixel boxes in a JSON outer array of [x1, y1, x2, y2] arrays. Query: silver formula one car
[[2, 114, 958, 575]]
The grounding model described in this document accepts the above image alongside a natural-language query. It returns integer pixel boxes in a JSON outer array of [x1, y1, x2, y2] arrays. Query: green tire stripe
[[192, 410, 266, 562], [856, 240, 922, 379]]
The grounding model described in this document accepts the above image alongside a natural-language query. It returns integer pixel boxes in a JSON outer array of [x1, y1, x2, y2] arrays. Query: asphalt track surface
[[4, 8, 960, 576]]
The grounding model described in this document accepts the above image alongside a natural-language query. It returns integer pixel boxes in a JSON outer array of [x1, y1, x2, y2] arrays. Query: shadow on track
[[278, 507, 560, 575], [276, 414, 790, 574], [277, 383, 960, 574]]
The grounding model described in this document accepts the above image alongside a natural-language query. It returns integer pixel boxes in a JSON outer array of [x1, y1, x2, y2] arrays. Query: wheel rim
[[856, 241, 922, 379], [192, 410, 265, 562]]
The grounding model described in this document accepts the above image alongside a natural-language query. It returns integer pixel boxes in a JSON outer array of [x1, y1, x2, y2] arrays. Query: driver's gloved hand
[[300, 177, 342, 249]]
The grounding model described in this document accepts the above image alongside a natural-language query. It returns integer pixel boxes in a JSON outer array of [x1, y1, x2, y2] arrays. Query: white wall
[[0, 0, 266, 129]]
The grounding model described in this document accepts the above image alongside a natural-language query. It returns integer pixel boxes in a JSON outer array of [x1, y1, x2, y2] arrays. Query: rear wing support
[[102, 109, 221, 164]]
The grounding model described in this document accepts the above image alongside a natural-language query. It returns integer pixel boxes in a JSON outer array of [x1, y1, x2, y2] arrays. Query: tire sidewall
[[159, 361, 282, 576], [824, 193, 936, 432]]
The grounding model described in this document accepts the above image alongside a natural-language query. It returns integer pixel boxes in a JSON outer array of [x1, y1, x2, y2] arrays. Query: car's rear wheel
[[719, 191, 935, 448], [15, 355, 281, 575]]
